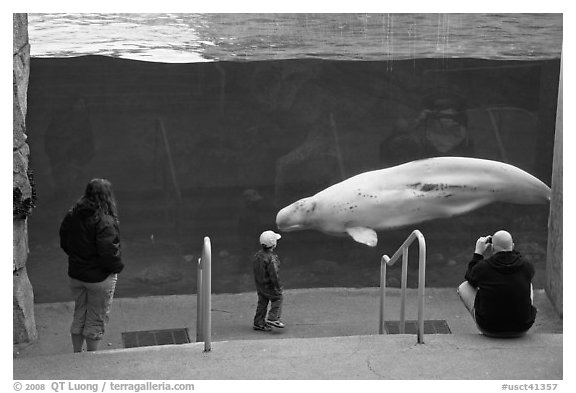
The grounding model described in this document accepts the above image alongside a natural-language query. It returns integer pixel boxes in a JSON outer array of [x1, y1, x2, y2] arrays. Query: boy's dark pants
[[254, 292, 283, 326]]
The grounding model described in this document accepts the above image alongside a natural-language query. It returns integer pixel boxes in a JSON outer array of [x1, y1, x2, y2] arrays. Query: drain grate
[[384, 319, 451, 335], [122, 328, 191, 348]]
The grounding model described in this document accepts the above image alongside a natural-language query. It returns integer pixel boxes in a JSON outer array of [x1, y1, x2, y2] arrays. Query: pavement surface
[[12, 333, 563, 380], [13, 287, 564, 380]]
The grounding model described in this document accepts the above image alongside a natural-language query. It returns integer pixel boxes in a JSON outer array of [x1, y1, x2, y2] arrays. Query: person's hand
[[475, 236, 492, 255]]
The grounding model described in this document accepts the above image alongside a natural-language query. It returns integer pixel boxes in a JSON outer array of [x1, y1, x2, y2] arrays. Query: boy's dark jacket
[[253, 249, 282, 297], [59, 199, 124, 283], [465, 250, 536, 332]]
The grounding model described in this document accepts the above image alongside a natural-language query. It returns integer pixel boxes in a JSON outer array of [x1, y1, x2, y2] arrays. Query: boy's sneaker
[[266, 319, 285, 328], [253, 324, 272, 332]]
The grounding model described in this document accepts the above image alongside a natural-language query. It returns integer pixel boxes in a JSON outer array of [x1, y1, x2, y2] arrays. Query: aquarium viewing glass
[[25, 13, 562, 302]]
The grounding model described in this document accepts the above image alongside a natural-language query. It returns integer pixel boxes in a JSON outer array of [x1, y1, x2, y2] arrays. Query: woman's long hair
[[78, 178, 119, 221]]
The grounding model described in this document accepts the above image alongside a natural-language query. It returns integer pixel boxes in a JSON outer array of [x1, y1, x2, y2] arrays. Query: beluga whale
[[275, 157, 551, 247]]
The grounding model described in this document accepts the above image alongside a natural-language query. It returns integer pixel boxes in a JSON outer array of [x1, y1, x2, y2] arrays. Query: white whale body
[[275, 157, 551, 247]]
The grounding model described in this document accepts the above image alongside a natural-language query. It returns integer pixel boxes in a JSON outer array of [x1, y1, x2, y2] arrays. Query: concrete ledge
[[14, 287, 562, 358], [13, 333, 562, 380], [13, 288, 563, 380]]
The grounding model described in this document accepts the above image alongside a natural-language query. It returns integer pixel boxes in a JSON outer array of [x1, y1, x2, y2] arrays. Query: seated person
[[457, 230, 537, 338]]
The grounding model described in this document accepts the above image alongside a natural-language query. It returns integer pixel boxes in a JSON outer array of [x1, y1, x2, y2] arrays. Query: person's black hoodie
[[465, 250, 537, 333], [59, 199, 124, 283]]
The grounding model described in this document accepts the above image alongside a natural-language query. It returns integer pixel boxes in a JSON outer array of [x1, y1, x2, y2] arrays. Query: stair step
[[14, 333, 563, 380]]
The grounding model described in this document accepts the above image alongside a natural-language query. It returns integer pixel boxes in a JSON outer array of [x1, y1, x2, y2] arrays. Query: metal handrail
[[196, 258, 203, 342], [196, 236, 212, 352], [379, 230, 426, 344]]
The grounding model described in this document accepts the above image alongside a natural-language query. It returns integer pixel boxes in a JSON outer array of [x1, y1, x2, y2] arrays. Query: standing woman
[[59, 178, 124, 352]]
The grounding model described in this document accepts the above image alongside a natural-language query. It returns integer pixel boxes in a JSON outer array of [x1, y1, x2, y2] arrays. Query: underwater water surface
[[25, 13, 562, 302], [28, 13, 562, 62]]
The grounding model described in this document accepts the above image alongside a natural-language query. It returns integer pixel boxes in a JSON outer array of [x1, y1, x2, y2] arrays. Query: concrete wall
[[13, 13, 37, 344], [546, 60, 563, 317]]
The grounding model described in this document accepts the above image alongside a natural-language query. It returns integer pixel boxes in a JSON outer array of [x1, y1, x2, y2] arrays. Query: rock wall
[[13, 13, 37, 344], [546, 60, 563, 317]]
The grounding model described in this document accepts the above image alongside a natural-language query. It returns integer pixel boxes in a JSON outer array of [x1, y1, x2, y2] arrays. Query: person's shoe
[[253, 324, 272, 332], [266, 319, 285, 328]]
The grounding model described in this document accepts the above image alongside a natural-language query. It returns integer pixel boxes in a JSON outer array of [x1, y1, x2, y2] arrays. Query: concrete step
[[13, 332, 562, 380], [13, 287, 563, 380], [14, 288, 562, 357]]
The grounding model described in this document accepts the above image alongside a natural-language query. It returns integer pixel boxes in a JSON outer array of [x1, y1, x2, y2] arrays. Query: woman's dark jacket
[[465, 250, 537, 333], [59, 200, 123, 283]]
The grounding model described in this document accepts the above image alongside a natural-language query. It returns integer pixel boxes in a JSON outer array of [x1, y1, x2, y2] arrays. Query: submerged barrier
[[379, 229, 427, 344], [196, 236, 212, 352]]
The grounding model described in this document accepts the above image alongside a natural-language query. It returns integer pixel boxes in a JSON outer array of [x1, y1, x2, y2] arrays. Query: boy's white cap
[[260, 230, 281, 247]]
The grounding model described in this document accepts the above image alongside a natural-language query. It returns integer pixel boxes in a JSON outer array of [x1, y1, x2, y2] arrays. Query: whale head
[[276, 197, 318, 232]]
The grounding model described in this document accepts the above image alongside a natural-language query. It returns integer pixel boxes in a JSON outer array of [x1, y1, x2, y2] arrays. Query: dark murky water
[[24, 14, 562, 302]]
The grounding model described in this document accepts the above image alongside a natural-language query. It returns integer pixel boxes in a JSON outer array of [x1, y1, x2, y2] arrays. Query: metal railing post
[[400, 247, 408, 334], [196, 258, 203, 342], [379, 256, 389, 334], [201, 236, 212, 352], [417, 233, 426, 344], [378, 230, 426, 344]]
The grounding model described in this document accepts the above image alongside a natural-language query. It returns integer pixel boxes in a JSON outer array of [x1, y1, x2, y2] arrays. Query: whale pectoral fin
[[346, 227, 378, 247]]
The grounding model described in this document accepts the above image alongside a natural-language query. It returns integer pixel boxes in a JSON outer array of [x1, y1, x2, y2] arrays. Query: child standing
[[252, 230, 285, 331]]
